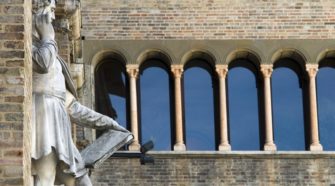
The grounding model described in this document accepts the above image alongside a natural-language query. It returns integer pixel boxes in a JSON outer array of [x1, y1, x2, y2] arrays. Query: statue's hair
[[33, 0, 57, 11]]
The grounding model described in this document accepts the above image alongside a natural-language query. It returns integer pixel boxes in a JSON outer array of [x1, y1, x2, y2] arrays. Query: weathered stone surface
[[4, 41, 24, 50], [0, 104, 22, 112], [3, 6, 24, 14], [4, 150, 23, 158], [0, 51, 24, 59], [5, 25, 24, 33], [5, 113, 23, 121], [4, 96, 24, 103], [0, 178, 23, 185], [0, 0, 32, 185], [5, 60, 24, 67]]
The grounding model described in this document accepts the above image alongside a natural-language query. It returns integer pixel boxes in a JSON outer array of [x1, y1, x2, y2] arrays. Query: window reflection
[[272, 60, 306, 150], [227, 60, 261, 150], [317, 65, 335, 150], [95, 60, 128, 136], [139, 61, 172, 150], [183, 60, 217, 150]]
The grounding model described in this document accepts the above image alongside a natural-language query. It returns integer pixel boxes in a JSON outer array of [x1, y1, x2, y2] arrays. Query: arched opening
[[139, 59, 173, 150], [95, 58, 129, 137], [317, 57, 335, 150], [227, 59, 262, 150], [183, 59, 219, 150], [272, 58, 308, 150]]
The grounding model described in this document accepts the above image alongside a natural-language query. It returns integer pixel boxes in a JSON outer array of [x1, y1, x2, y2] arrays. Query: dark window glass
[[317, 66, 335, 150], [272, 64, 306, 150], [184, 60, 216, 150], [95, 60, 128, 133], [139, 61, 172, 150], [227, 62, 261, 150]]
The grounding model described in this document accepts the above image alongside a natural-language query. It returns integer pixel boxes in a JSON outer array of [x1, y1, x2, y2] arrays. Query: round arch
[[181, 49, 217, 70], [91, 50, 129, 71], [226, 48, 262, 66], [136, 49, 173, 67], [317, 49, 335, 67]]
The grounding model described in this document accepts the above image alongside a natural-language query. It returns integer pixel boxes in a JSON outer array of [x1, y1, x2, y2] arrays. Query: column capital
[[215, 65, 228, 78], [126, 64, 139, 78], [306, 64, 319, 78], [171, 65, 184, 78], [260, 64, 273, 78]]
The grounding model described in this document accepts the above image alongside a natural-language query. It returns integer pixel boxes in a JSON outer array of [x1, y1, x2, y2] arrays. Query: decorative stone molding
[[306, 64, 318, 78], [126, 65, 140, 78], [260, 64, 273, 78], [171, 65, 183, 78], [215, 65, 228, 78]]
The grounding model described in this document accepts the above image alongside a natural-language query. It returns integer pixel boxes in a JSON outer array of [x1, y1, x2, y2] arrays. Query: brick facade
[[1, 0, 334, 185], [0, 0, 32, 185], [82, 0, 335, 40], [92, 153, 335, 185], [80, 1, 335, 185]]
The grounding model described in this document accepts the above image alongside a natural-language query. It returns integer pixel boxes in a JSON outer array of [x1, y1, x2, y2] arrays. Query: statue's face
[[42, 0, 56, 23]]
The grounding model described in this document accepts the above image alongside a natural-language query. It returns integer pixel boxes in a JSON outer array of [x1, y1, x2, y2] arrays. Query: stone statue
[[32, 0, 130, 185]]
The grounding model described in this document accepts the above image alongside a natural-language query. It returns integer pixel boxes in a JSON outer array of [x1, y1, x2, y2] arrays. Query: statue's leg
[[32, 151, 57, 186], [55, 162, 76, 186], [56, 167, 92, 186]]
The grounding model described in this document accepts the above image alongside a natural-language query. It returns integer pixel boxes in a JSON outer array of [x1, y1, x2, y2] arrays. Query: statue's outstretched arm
[[66, 91, 128, 132], [32, 40, 57, 73]]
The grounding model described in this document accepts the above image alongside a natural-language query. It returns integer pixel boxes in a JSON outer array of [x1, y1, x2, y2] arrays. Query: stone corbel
[[55, 0, 80, 18]]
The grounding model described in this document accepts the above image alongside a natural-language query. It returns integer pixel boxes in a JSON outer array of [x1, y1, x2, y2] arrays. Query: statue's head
[[33, 0, 57, 40]]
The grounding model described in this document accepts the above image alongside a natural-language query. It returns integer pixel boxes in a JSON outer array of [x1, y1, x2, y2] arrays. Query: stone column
[[215, 65, 231, 151], [306, 64, 323, 151], [171, 65, 186, 151], [126, 65, 141, 151], [260, 64, 276, 151]]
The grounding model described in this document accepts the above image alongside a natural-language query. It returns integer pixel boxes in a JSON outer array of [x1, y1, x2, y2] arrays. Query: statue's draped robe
[[31, 40, 87, 177]]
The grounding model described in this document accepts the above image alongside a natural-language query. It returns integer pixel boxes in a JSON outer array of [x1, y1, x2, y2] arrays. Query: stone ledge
[[111, 151, 335, 159]]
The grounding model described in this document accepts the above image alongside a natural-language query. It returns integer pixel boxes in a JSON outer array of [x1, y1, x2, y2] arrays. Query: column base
[[173, 143, 186, 151], [264, 143, 277, 151], [128, 141, 141, 151], [309, 143, 323, 151], [218, 144, 231, 151]]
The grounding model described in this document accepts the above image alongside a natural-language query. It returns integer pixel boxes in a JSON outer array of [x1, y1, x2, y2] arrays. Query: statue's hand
[[35, 13, 55, 41]]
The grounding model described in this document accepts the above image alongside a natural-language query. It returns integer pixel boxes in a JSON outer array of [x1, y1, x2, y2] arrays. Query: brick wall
[[92, 153, 335, 185], [81, 0, 335, 40], [80, 1, 335, 185], [0, 0, 32, 185]]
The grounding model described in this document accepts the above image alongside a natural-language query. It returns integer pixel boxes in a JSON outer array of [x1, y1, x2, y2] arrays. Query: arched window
[[272, 59, 307, 150], [227, 59, 262, 150], [139, 60, 173, 150], [183, 59, 218, 150], [317, 58, 335, 150], [95, 59, 129, 136]]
